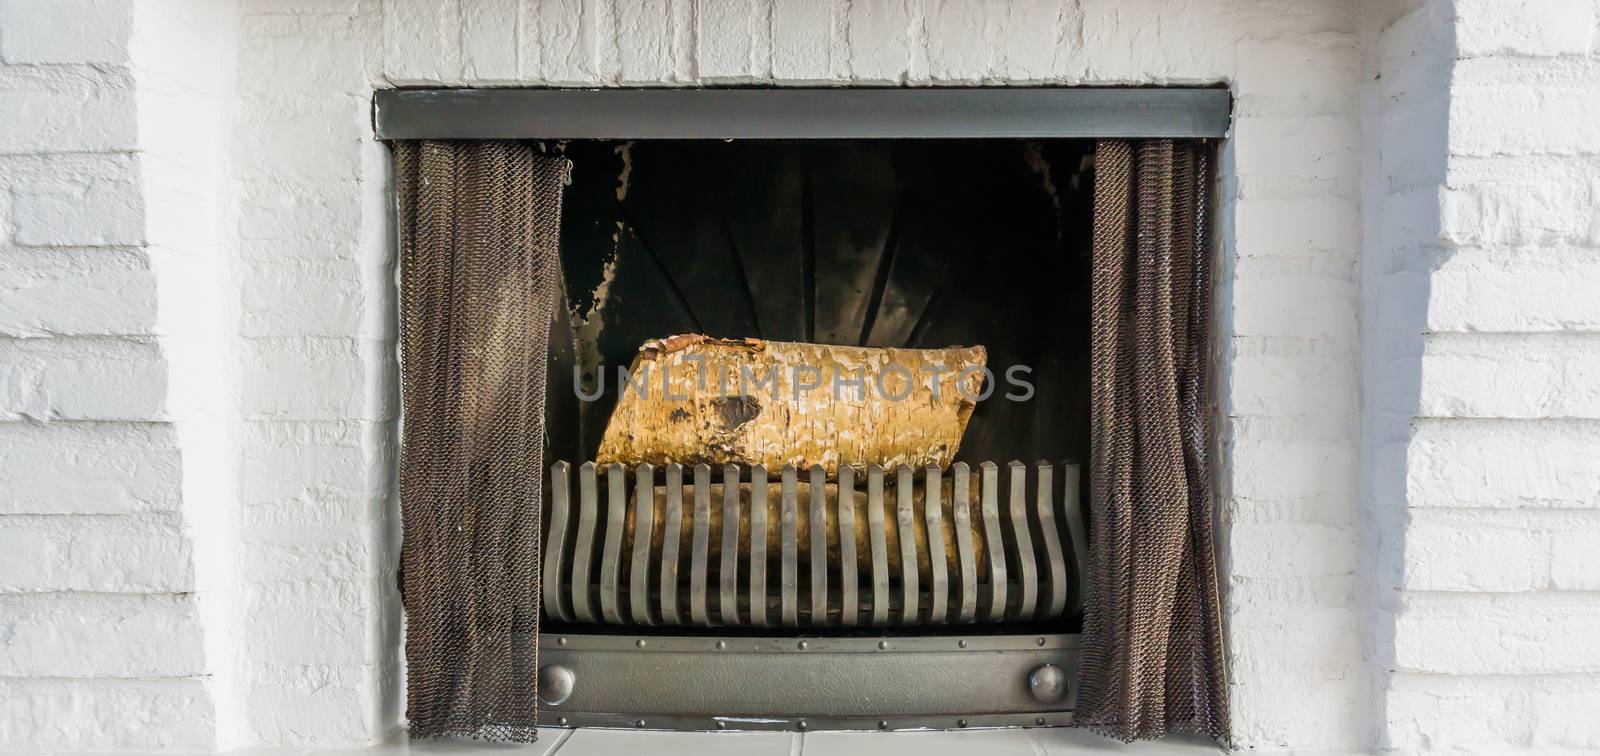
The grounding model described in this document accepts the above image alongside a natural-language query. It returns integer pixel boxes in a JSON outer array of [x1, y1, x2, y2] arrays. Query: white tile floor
[[206, 727, 1223, 756]]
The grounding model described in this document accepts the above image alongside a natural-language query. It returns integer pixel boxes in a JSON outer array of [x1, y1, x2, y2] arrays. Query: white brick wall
[[0, 0, 242, 751], [1365, 0, 1600, 754], [4, 0, 1597, 752]]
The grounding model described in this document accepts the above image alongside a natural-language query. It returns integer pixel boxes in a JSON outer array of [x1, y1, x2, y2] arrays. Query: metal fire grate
[[542, 461, 1087, 629]]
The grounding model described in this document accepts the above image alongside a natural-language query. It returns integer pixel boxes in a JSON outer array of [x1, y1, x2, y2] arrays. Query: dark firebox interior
[[545, 139, 1095, 471]]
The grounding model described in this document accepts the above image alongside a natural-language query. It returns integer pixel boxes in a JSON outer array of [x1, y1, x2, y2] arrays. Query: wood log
[[596, 335, 986, 471], [621, 477, 991, 583]]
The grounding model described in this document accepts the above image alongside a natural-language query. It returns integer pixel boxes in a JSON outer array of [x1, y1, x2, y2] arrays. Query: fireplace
[[379, 88, 1230, 741]]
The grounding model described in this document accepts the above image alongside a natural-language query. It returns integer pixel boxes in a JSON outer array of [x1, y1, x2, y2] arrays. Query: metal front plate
[[374, 87, 1231, 140], [538, 633, 1079, 731]]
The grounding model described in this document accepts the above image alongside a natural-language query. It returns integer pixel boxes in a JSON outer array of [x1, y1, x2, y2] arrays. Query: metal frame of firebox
[[377, 86, 1229, 732]]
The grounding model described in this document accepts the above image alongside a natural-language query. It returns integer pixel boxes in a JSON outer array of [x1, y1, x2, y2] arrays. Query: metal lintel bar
[[373, 87, 1231, 140]]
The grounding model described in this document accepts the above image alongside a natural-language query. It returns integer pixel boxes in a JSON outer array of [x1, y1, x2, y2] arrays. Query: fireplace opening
[[531, 138, 1106, 727]]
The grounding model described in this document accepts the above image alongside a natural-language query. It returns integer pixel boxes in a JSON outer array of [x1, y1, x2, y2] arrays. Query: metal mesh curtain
[[392, 140, 569, 741], [1075, 139, 1231, 745]]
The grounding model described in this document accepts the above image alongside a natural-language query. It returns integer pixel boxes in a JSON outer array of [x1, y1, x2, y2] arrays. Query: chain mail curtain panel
[[1075, 140, 1231, 745], [392, 141, 570, 742]]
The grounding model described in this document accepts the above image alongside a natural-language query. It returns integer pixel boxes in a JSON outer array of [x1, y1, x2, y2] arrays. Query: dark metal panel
[[375, 87, 1231, 140], [537, 633, 1080, 731]]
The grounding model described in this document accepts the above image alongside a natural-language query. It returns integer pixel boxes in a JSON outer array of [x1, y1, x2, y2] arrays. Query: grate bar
[[895, 465, 921, 624], [599, 464, 626, 623], [1035, 461, 1068, 619], [837, 465, 858, 626], [809, 465, 830, 625], [543, 461, 573, 622], [1007, 461, 1039, 620], [780, 466, 800, 627], [867, 465, 890, 626], [629, 463, 656, 625], [952, 462, 978, 624], [570, 462, 600, 623], [1061, 463, 1088, 617], [923, 465, 949, 624], [720, 464, 741, 626], [659, 464, 684, 625], [689, 464, 712, 625], [749, 465, 769, 627], [979, 462, 1007, 622]]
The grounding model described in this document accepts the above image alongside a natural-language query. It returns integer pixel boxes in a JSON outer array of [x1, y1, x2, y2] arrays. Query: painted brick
[[233, 102, 363, 182], [239, 258, 366, 338], [994, 0, 1070, 82], [1531, 685, 1600, 748], [1418, 334, 1600, 419], [0, 338, 167, 421], [0, 515, 194, 592], [0, 422, 181, 515], [1408, 419, 1600, 509], [697, 0, 761, 81], [923, 1, 993, 82], [7, 169, 144, 247], [1385, 673, 1530, 752], [240, 35, 366, 97], [1230, 522, 1358, 579], [1440, 179, 1600, 248], [1429, 254, 1600, 333], [0, 264, 158, 337], [769, 0, 831, 81], [238, 179, 362, 243], [240, 338, 388, 421], [0, 679, 215, 752], [1233, 116, 1361, 199], [1228, 353, 1358, 417], [616, 0, 680, 83], [0, 67, 138, 154], [1455, 0, 1595, 57], [845, 0, 913, 83], [1393, 593, 1600, 675], [1235, 196, 1362, 258], [1234, 34, 1360, 117], [0, 593, 206, 677], [0, 0, 131, 64], [1550, 530, 1600, 590], [461, 0, 519, 82], [1402, 513, 1548, 592], [1451, 86, 1600, 157], [246, 672, 379, 747]]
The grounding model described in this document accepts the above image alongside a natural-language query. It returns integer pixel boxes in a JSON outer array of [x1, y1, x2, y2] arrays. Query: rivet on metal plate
[[537, 665, 575, 706]]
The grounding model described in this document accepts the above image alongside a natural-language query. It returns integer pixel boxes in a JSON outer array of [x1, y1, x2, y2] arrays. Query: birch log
[[596, 335, 987, 471]]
